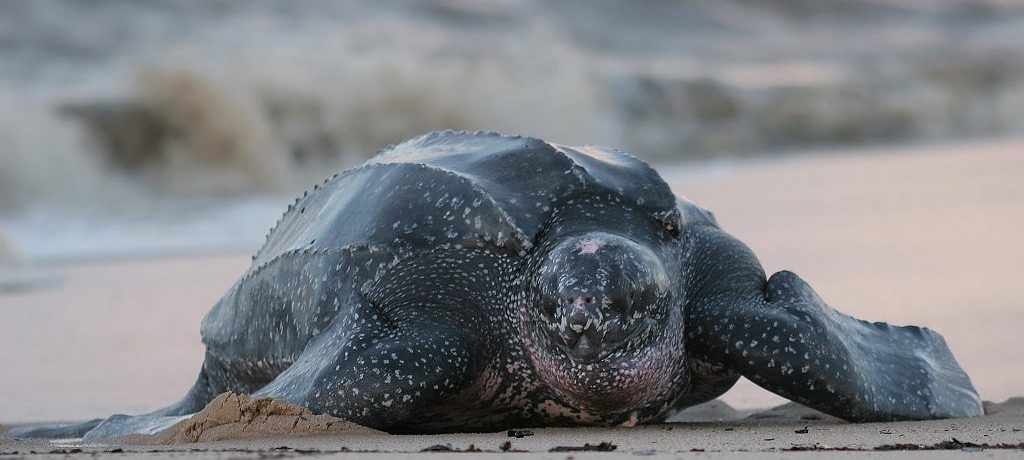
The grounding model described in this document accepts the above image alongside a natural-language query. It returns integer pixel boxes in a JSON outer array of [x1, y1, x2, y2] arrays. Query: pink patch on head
[[576, 238, 604, 255]]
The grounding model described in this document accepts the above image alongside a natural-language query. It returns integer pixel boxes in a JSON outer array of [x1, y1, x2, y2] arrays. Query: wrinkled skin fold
[[10, 131, 982, 440]]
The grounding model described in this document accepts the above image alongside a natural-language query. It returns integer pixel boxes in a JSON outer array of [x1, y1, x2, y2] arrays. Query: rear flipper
[[8, 351, 250, 440], [7, 419, 104, 439], [685, 227, 983, 422]]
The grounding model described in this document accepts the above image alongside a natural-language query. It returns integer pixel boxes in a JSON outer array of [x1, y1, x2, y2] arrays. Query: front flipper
[[254, 249, 500, 432], [254, 305, 485, 432], [684, 226, 983, 422]]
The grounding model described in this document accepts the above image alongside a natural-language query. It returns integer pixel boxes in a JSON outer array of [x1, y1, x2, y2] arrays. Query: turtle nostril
[[584, 296, 595, 304]]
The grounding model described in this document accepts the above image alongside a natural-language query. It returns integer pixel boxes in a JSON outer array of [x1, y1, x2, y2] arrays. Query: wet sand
[[1, 139, 1022, 456], [2, 398, 1023, 458]]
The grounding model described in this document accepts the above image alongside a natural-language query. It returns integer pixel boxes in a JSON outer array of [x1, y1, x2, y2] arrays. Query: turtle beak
[[557, 296, 607, 363], [566, 334, 603, 363]]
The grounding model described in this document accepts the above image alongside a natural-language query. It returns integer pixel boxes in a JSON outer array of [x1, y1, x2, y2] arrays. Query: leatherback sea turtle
[[15, 131, 982, 439]]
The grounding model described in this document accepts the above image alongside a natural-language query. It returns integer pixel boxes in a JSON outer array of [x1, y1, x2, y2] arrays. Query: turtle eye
[[541, 298, 558, 318], [624, 291, 635, 311], [627, 287, 657, 316], [660, 209, 684, 239], [664, 221, 681, 239]]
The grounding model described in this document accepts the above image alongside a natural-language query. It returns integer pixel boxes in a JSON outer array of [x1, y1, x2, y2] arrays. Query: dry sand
[[1, 138, 1022, 457]]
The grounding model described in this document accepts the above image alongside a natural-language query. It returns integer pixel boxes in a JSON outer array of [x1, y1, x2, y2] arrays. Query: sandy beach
[[1, 397, 1022, 458], [1, 139, 1022, 457]]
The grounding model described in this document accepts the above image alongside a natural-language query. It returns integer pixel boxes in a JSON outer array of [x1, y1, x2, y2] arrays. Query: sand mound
[[153, 392, 378, 444]]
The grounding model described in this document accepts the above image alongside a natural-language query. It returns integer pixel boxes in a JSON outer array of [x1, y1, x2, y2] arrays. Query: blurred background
[[1, 0, 1022, 423]]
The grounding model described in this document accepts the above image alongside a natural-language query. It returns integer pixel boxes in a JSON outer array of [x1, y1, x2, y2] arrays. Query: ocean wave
[[0, 224, 15, 264], [1, 0, 1023, 215]]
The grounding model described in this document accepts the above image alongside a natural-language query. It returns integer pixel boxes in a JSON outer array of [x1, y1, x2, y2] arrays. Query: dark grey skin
[[13, 131, 982, 439]]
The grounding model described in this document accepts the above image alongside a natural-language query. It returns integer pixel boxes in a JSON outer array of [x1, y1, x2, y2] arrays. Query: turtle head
[[525, 231, 685, 416], [535, 232, 671, 363]]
